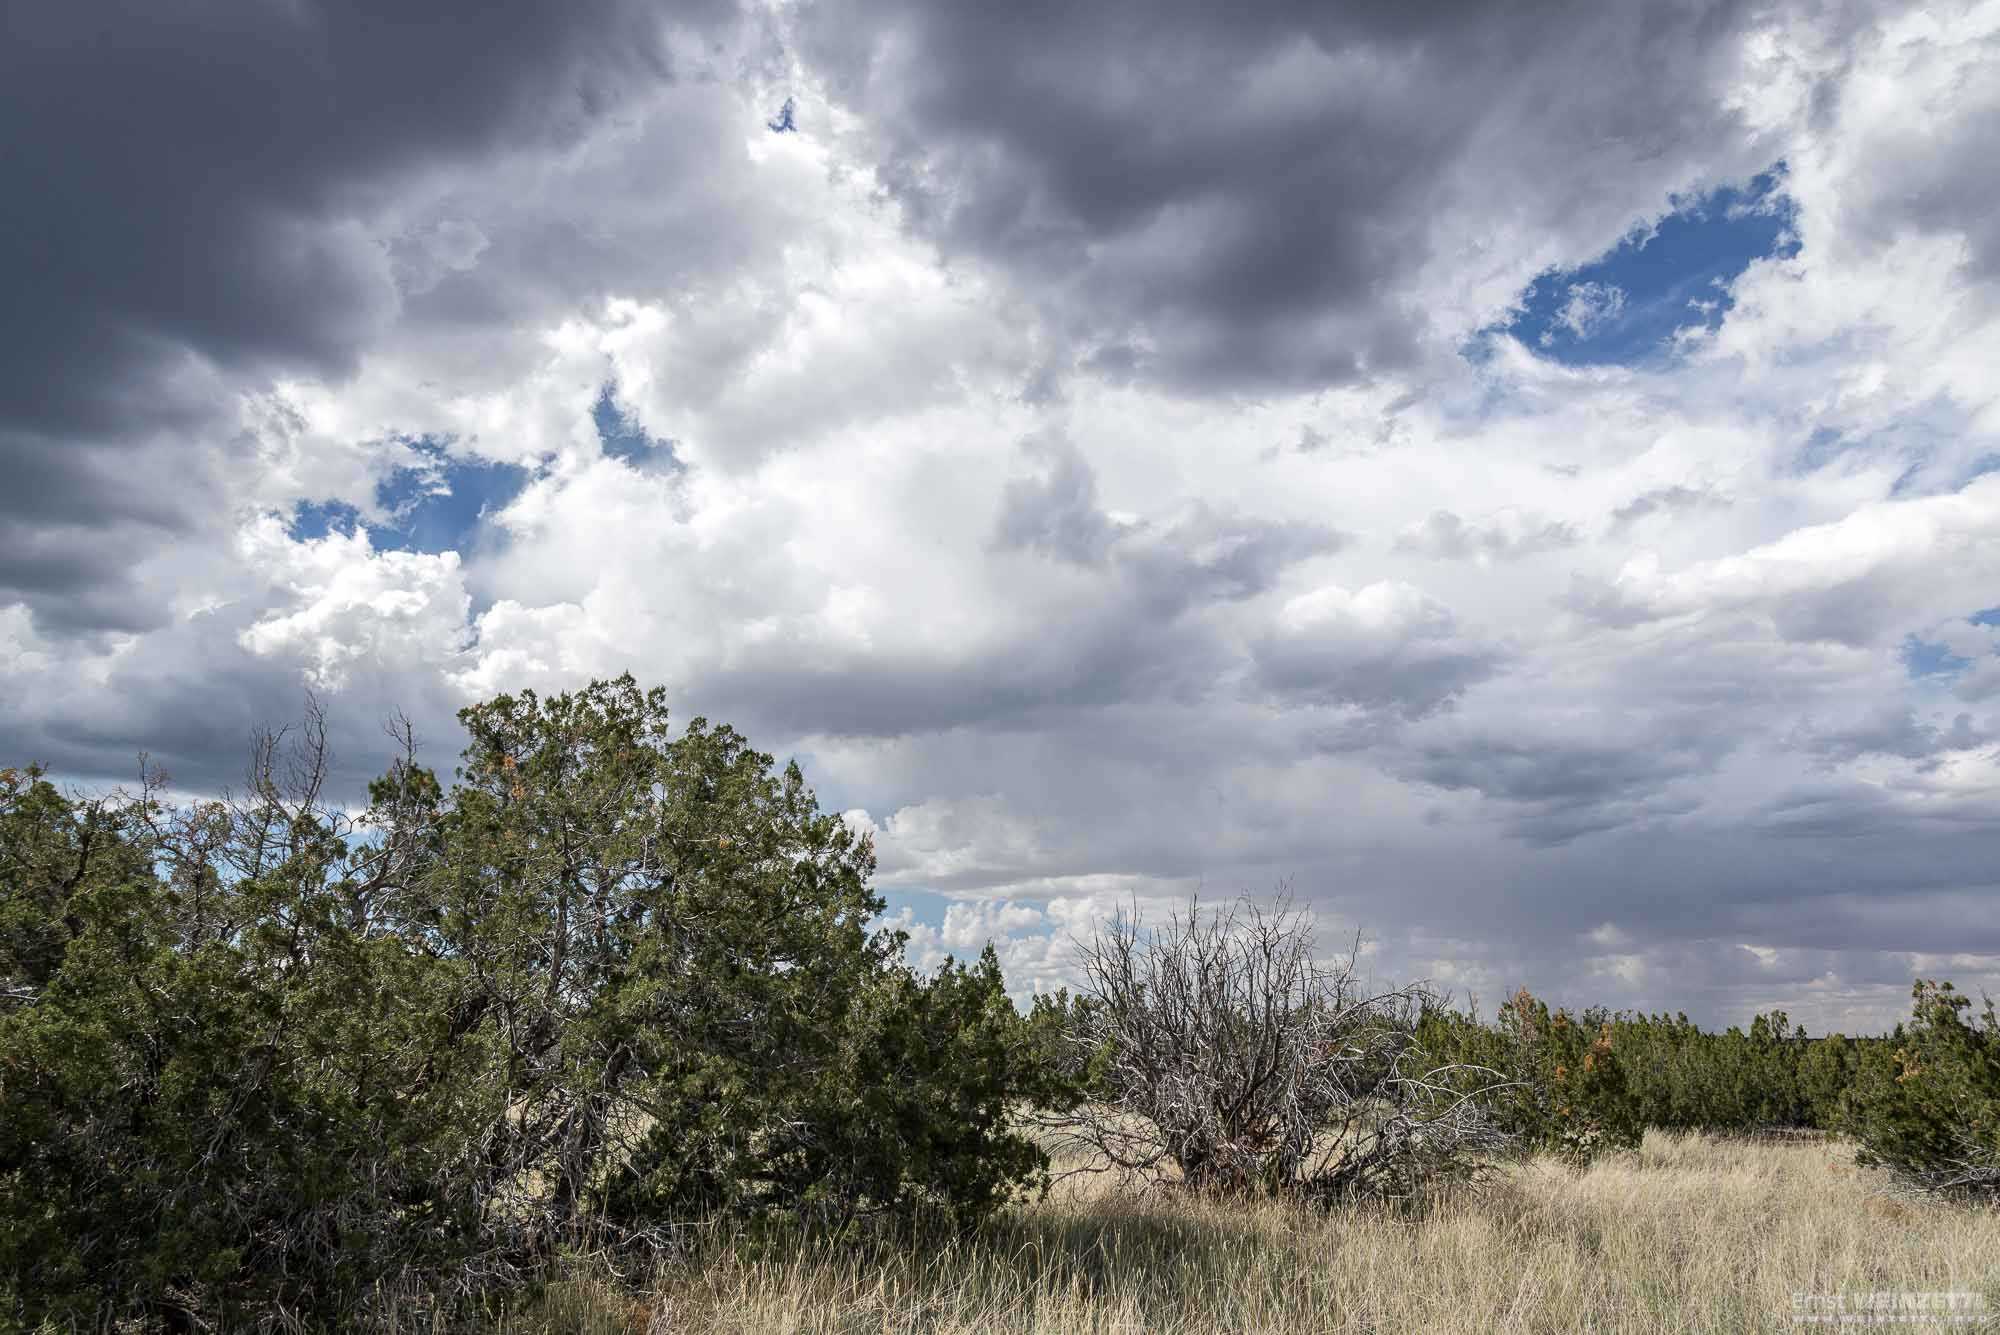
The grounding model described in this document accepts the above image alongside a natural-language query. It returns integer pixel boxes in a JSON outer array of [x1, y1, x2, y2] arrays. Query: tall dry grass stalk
[[504, 1132, 2000, 1334]]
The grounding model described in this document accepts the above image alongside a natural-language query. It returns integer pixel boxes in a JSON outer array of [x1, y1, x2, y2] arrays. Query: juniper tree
[[0, 677, 1051, 1329], [1845, 980, 2000, 1200]]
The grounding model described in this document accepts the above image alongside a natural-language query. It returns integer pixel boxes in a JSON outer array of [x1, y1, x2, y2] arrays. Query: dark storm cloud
[[0, 522, 169, 634], [694, 613, 1233, 741], [799, 0, 1779, 392], [4, 0, 730, 418], [0, 430, 224, 631], [1374, 809, 2000, 1002], [0, 0, 737, 628], [1401, 730, 1714, 845]]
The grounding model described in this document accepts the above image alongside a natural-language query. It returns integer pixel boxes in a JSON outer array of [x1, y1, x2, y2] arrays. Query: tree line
[[3, 676, 1995, 1329], [1413, 984, 2000, 1186]]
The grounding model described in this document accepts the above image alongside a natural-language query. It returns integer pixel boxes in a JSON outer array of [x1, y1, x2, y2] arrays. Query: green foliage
[[1798, 1029, 1864, 1127], [608, 945, 1052, 1234], [1020, 987, 1109, 1104], [0, 749, 497, 1327], [1843, 980, 2000, 1200], [0, 680, 1054, 1328], [424, 678, 902, 1236], [1419, 990, 1886, 1168], [1420, 990, 1640, 1166]]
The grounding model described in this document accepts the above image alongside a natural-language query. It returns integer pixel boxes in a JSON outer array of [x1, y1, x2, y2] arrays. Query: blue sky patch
[[1873, 407, 1993, 495], [1900, 610, 2000, 681], [876, 887, 957, 937], [286, 437, 530, 556], [1959, 453, 2000, 489], [1902, 633, 1974, 680], [287, 497, 364, 542], [371, 439, 530, 554], [1501, 167, 1798, 367], [1793, 426, 1854, 475], [593, 384, 680, 468]]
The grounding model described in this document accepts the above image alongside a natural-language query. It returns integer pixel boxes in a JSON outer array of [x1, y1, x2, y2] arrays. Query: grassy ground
[[507, 1132, 2000, 1334]]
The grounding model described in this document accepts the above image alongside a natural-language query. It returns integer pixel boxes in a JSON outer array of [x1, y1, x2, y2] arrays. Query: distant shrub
[[1419, 992, 1884, 1168], [1797, 1030, 1865, 1128], [1419, 990, 1640, 1168]]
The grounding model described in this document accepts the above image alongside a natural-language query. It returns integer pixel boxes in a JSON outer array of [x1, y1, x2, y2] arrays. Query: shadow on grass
[[478, 1184, 1476, 1333], [979, 1203, 1314, 1304]]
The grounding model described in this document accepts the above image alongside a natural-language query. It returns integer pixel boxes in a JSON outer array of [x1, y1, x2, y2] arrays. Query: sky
[[6, 0, 2000, 1032]]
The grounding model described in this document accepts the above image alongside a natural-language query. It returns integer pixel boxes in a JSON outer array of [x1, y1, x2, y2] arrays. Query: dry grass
[[506, 1132, 2000, 1334]]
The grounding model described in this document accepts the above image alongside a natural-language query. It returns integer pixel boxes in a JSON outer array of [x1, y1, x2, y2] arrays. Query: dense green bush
[[0, 755, 492, 1326], [0, 678, 1052, 1328], [1419, 991, 1640, 1166], [603, 943, 1055, 1235], [1843, 980, 2000, 1200]]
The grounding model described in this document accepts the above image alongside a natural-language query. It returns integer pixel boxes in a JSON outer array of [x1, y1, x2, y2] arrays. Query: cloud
[[1790, 704, 1991, 769], [1400, 725, 1712, 847], [992, 433, 1126, 565], [1394, 510, 1580, 563], [236, 519, 473, 691], [1609, 484, 1731, 530], [1544, 281, 1629, 344], [994, 433, 1344, 612], [796, 0, 1794, 393], [1, 0, 734, 429], [1253, 582, 1502, 720], [1118, 507, 1346, 614], [1567, 476, 2000, 643]]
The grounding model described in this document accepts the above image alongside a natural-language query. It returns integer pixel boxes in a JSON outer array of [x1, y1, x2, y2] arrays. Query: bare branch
[[1037, 891, 1512, 1206]]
